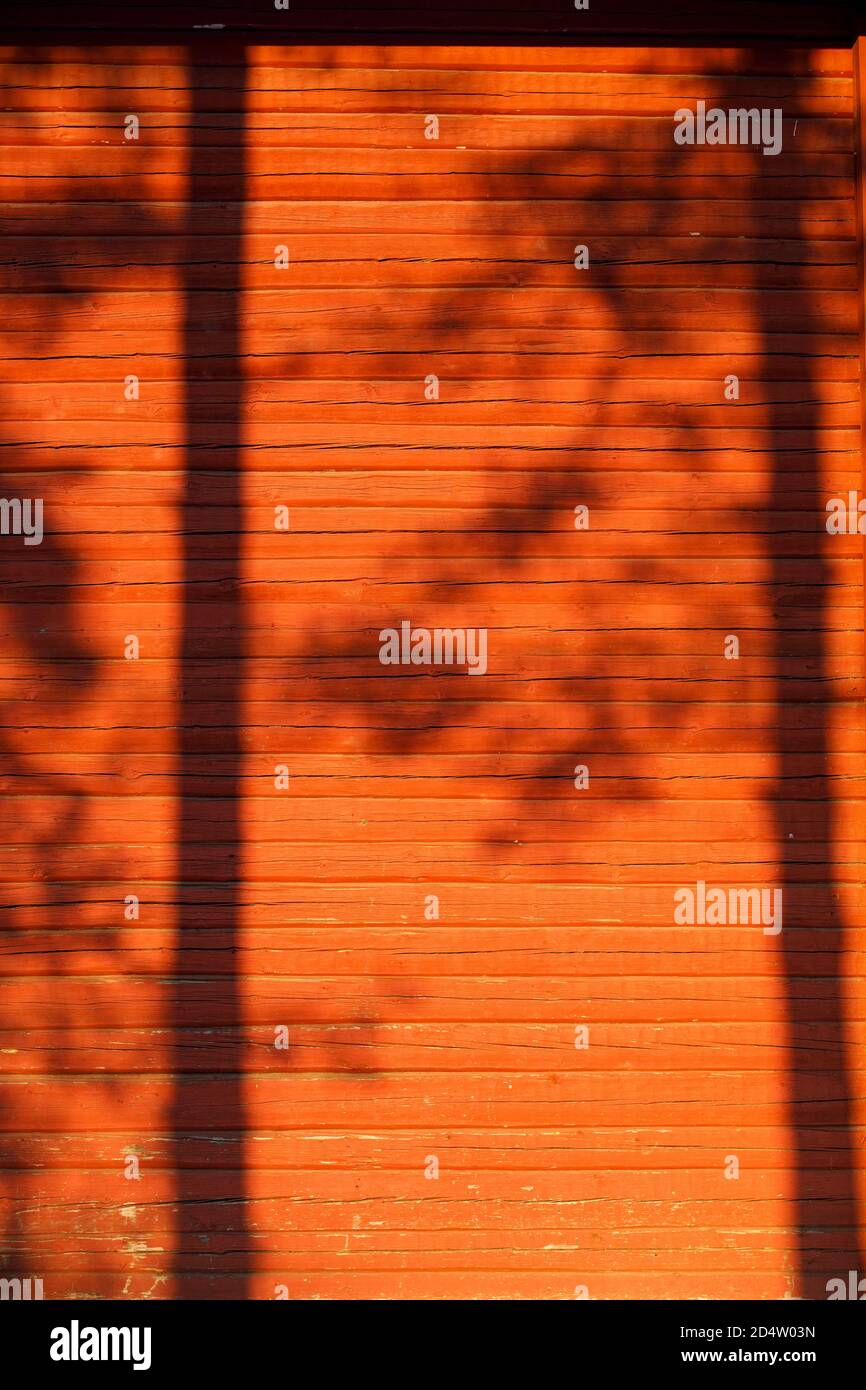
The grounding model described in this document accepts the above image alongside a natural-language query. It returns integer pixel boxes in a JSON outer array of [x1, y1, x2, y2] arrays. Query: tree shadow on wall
[[274, 47, 864, 1297]]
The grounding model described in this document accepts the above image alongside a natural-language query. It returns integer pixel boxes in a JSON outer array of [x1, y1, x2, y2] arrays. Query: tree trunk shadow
[[171, 46, 249, 1298]]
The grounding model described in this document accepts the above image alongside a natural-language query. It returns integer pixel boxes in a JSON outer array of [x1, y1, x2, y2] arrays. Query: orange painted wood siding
[[0, 41, 864, 1299]]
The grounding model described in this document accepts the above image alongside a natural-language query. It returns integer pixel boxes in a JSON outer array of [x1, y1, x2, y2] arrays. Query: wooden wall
[[0, 38, 864, 1299]]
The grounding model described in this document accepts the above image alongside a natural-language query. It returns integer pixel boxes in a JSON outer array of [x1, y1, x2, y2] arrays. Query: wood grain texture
[[0, 38, 864, 1303]]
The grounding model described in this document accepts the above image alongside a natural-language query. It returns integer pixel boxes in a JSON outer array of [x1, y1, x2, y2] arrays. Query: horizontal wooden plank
[[0, 651, 861, 688], [0, 167, 857, 204], [1, 749, 864, 795], [0, 1232, 847, 1276], [0, 74, 851, 118], [0, 1164, 860, 1208], [0, 198, 857, 237], [0, 466, 860, 502], [2, 553, 863, 583], [0, 1271, 815, 1299], [0, 46, 854, 76], [1, 721, 861, 756], [4, 528, 862, 564], [2, 234, 859, 294], [5, 975, 866, 1026], [7, 378, 858, 428], [0, 792, 863, 839], [1, 1022, 865, 1075], [1, 144, 857, 178], [1, 447, 859, 478], [0, 112, 852, 152], [4, 920, 865, 967], [0, 845, 858, 883], [2, 288, 861, 339], [1, 768, 862, 806], [3, 1127, 860, 1172], [2, 350, 857, 381]]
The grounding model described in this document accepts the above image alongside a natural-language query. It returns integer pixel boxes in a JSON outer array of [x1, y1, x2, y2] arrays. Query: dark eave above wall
[[0, 0, 862, 45]]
